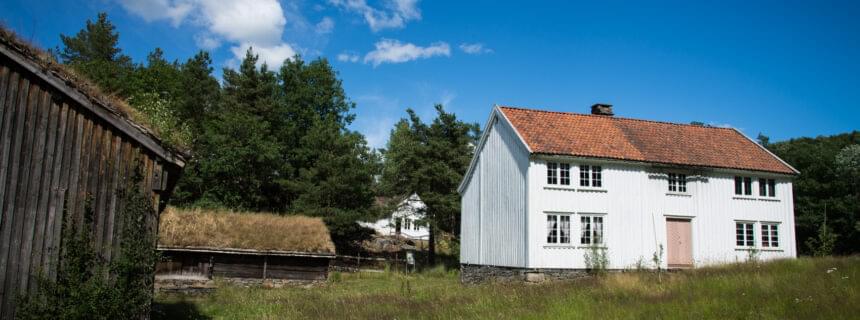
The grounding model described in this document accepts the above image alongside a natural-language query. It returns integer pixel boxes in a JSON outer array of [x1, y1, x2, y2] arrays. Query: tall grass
[[154, 256, 859, 319]]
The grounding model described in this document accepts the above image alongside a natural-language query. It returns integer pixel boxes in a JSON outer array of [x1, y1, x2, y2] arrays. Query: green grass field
[[153, 256, 859, 319]]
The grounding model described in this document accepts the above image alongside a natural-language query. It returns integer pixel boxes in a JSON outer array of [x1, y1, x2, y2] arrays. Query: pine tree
[[198, 49, 282, 210], [381, 105, 479, 263], [59, 12, 134, 96]]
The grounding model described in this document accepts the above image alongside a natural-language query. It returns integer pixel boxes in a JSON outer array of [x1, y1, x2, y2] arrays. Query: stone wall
[[460, 264, 589, 284]]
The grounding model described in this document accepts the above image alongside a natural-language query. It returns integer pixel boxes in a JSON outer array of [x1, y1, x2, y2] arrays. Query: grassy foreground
[[153, 256, 859, 319]]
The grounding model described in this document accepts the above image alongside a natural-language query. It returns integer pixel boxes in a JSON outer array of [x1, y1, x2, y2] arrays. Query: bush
[[584, 246, 609, 275], [16, 169, 158, 319]]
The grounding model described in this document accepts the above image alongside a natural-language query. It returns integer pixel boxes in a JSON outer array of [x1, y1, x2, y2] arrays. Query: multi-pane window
[[580, 215, 604, 245], [668, 173, 687, 193], [580, 165, 603, 187], [735, 176, 753, 195], [580, 165, 590, 186], [759, 178, 776, 197], [547, 162, 572, 186], [592, 166, 603, 187], [559, 163, 571, 185], [735, 222, 755, 247], [546, 215, 571, 244], [403, 218, 411, 230], [761, 224, 779, 247], [559, 216, 571, 243], [547, 162, 558, 185]]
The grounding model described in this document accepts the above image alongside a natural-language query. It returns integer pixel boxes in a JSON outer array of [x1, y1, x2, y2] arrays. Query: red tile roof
[[498, 106, 797, 174]]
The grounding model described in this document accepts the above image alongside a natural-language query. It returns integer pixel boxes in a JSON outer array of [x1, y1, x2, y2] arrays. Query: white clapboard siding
[[460, 111, 530, 267], [525, 157, 796, 269], [459, 159, 480, 264]]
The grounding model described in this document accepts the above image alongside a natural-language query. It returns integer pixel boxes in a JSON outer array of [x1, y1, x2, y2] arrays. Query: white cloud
[[194, 33, 221, 50], [364, 39, 450, 67], [315, 17, 335, 34], [197, 0, 286, 45], [118, 0, 302, 68], [329, 0, 421, 32], [118, 0, 193, 27], [459, 43, 493, 55], [337, 52, 360, 62], [231, 42, 298, 68]]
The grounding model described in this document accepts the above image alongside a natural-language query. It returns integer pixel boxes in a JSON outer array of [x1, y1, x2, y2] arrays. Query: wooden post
[[262, 255, 268, 280]]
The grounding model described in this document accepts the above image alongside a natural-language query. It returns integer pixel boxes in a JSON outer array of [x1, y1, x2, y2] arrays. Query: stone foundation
[[460, 264, 588, 284]]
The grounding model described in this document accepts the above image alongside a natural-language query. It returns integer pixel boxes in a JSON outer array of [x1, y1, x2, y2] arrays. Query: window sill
[[735, 247, 783, 252], [757, 198, 780, 202], [665, 192, 692, 197], [543, 186, 608, 193], [543, 245, 576, 249], [544, 185, 577, 191], [577, 245, 608, 250], [732, 196, 757, 201], [542, 245, 608, 250]]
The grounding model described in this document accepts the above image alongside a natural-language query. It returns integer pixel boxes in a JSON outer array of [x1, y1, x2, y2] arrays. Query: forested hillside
[[44, 12, 858, 258], [764, 131, 860, 255], [50, 13, 478, 257]]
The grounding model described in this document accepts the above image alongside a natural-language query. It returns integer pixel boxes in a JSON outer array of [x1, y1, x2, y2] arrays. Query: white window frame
[[735, 176, 753, 196], [668, 173, 687, 193], [547, 162, 558, 185], [761, 223, 779, 248], [735, 221, 755, 247], [579, 214, 605, 246], [559, 163, 571, 185], [546, 214, 573, 244], [758, 178, 776, 198], [579, 165, 603, 188]]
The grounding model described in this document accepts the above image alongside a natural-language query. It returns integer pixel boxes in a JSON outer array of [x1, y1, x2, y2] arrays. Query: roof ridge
[[497, 105, 737, 131]]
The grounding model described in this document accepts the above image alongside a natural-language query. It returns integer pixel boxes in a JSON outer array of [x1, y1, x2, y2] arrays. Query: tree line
[[52, 13, 478, 258], [47, 13, 858, 258], [761, 132, 860, 255]]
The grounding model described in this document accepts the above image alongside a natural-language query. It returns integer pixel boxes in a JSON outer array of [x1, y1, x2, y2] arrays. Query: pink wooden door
[[666, 218, 693, 268]]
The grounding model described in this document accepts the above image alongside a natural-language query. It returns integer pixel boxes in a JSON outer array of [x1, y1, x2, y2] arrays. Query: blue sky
[[2, 1, 858, 148]]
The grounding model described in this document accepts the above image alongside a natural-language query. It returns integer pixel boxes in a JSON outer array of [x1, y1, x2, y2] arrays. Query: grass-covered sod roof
[[158, 207, 335, 255]]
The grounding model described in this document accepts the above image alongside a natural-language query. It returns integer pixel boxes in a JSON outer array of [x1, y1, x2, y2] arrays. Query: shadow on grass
[[152, 299, 211, 320]]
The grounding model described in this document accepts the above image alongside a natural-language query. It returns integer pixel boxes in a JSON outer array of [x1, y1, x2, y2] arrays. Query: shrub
[[584, 246, 609, 275], [16, 169, 158, 319]]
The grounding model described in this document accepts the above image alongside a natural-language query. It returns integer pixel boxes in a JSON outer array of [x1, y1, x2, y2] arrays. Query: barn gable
[[0, 27, 186, 317]]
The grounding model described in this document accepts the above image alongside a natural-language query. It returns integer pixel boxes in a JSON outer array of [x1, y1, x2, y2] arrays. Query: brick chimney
[[591, 103, 614, 116]]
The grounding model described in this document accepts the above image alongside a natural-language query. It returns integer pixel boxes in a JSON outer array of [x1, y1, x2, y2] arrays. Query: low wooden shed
[[0, 28, 186, 317], [156, 208, 335, 283]]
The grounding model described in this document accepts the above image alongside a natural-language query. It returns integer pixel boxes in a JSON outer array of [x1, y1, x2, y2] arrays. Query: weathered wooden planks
[[158, 250, 332, 281], [0, 47, 184, 317]]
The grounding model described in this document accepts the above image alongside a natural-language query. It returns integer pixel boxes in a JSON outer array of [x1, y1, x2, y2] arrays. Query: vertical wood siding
[[0, 55, 179, 317], [459, 159, 480, 264], [460, 112, 530, 268], [526, 157, 796, 269]]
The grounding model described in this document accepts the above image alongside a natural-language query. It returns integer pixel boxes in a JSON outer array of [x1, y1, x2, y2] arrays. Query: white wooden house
[[360, 193, 430, 240], [458, 104, 798, 280]]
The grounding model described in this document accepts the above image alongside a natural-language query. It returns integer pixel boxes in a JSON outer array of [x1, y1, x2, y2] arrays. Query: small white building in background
[[459, 104, 798, 280], [360, 193, 430, 240]]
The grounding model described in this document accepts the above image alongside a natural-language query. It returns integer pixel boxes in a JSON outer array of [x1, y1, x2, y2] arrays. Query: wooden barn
[[0, 28, 186, 316], [156, 207, 335, 284]]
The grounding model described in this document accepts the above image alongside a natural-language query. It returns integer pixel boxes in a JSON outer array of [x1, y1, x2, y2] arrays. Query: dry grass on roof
[[0, 25, 181, 152], [158, 207, 335, 254]]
